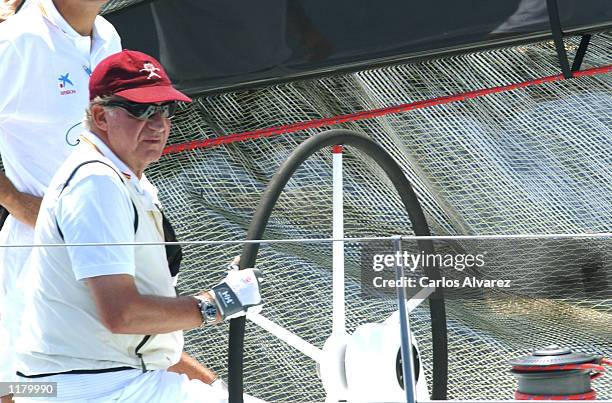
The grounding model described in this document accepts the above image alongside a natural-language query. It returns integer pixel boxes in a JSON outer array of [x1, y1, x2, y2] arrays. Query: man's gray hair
[[84, 95, 115, 131]]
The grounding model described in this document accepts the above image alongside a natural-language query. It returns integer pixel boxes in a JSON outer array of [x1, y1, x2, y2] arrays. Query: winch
[[509, 345, 611, 400]]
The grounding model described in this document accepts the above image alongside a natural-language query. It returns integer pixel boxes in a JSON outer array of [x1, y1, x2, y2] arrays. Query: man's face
[[102, 102, 171, 176]]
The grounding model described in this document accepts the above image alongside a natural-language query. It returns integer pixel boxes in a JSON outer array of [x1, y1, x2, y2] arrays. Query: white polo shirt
[[0, 0, 121, 199], [0, 0, 122, 251]]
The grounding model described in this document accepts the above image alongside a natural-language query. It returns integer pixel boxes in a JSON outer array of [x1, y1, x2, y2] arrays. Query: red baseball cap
[[89, 50, 191, 103]]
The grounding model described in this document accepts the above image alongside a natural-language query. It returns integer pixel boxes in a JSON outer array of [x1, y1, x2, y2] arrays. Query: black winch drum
[[509, 346, 602, 397]]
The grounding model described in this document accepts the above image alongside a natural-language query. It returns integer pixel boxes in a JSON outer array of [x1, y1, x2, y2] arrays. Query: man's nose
[[146, 112, 169, 131]]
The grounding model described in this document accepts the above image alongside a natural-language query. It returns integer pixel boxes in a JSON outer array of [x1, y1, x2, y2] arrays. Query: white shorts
[[14, 369, 265, 403]]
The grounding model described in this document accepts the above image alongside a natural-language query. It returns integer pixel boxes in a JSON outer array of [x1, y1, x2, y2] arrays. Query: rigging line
[[4, 232, 612, 248], [162, 65, 612, 155]]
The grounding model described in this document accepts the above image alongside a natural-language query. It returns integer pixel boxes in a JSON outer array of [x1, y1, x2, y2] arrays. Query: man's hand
[[211, 268, 262, 320], [0, 393, 14, 403], [0, 172, 41, 228], [168, 351, 219, 384], [0, 0, 23, 23]]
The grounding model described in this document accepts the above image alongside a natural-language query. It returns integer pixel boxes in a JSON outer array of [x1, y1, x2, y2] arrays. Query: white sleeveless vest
[[16, 145, 183, 375]]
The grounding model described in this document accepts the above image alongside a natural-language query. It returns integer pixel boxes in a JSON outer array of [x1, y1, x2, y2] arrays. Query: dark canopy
[[106, 0, 612, 96]]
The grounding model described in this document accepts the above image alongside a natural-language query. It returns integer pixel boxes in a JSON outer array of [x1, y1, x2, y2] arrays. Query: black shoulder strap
[[57, 160, 138, 240], [0, 206, 9, 231], [160, 209, 182, 278]]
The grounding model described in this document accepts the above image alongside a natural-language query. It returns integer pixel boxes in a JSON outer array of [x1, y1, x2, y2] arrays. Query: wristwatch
[[194, 295, 218, 326]]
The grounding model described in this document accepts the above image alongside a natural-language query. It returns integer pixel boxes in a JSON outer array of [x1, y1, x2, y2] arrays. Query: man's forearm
[[0, 172, 41, 228], [168, 351, 219, 384], [88, 275, 222, 335], [2, 192, 41, 228], [103, 294, 205, 334]]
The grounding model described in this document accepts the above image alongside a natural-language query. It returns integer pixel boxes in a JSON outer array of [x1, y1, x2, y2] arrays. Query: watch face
[[205, 303, 217, 318]]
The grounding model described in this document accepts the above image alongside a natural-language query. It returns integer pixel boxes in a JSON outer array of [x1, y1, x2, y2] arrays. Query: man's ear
[[92, 104, 109, 131]]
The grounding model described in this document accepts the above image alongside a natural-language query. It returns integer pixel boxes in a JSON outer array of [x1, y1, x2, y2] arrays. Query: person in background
[[0, 1, 121, 401]]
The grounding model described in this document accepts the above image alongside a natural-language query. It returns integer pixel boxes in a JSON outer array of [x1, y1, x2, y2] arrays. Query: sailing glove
[[212, 267, 262, 320]]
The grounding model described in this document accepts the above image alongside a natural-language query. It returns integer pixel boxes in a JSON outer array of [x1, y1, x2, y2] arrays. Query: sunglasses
[[104, 100, 178, 120]]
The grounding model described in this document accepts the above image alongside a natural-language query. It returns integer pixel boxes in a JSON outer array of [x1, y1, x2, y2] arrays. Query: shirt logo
[[139, 63, 161, 80], [58, 73, 73, 87], [58, 73, 76, 96]]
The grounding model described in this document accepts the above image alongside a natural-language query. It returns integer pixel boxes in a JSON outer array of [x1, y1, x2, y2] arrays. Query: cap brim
[[114, 85, 192, 103]]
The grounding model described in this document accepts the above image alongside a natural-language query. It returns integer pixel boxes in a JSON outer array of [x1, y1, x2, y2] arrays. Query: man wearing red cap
[[14, 50, 265, 402]]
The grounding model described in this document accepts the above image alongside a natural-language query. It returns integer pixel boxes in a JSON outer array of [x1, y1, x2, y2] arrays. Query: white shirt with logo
[[0, 0, 121, 382], [0, 0, 121, 288], [0, 0, 121, 200]]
